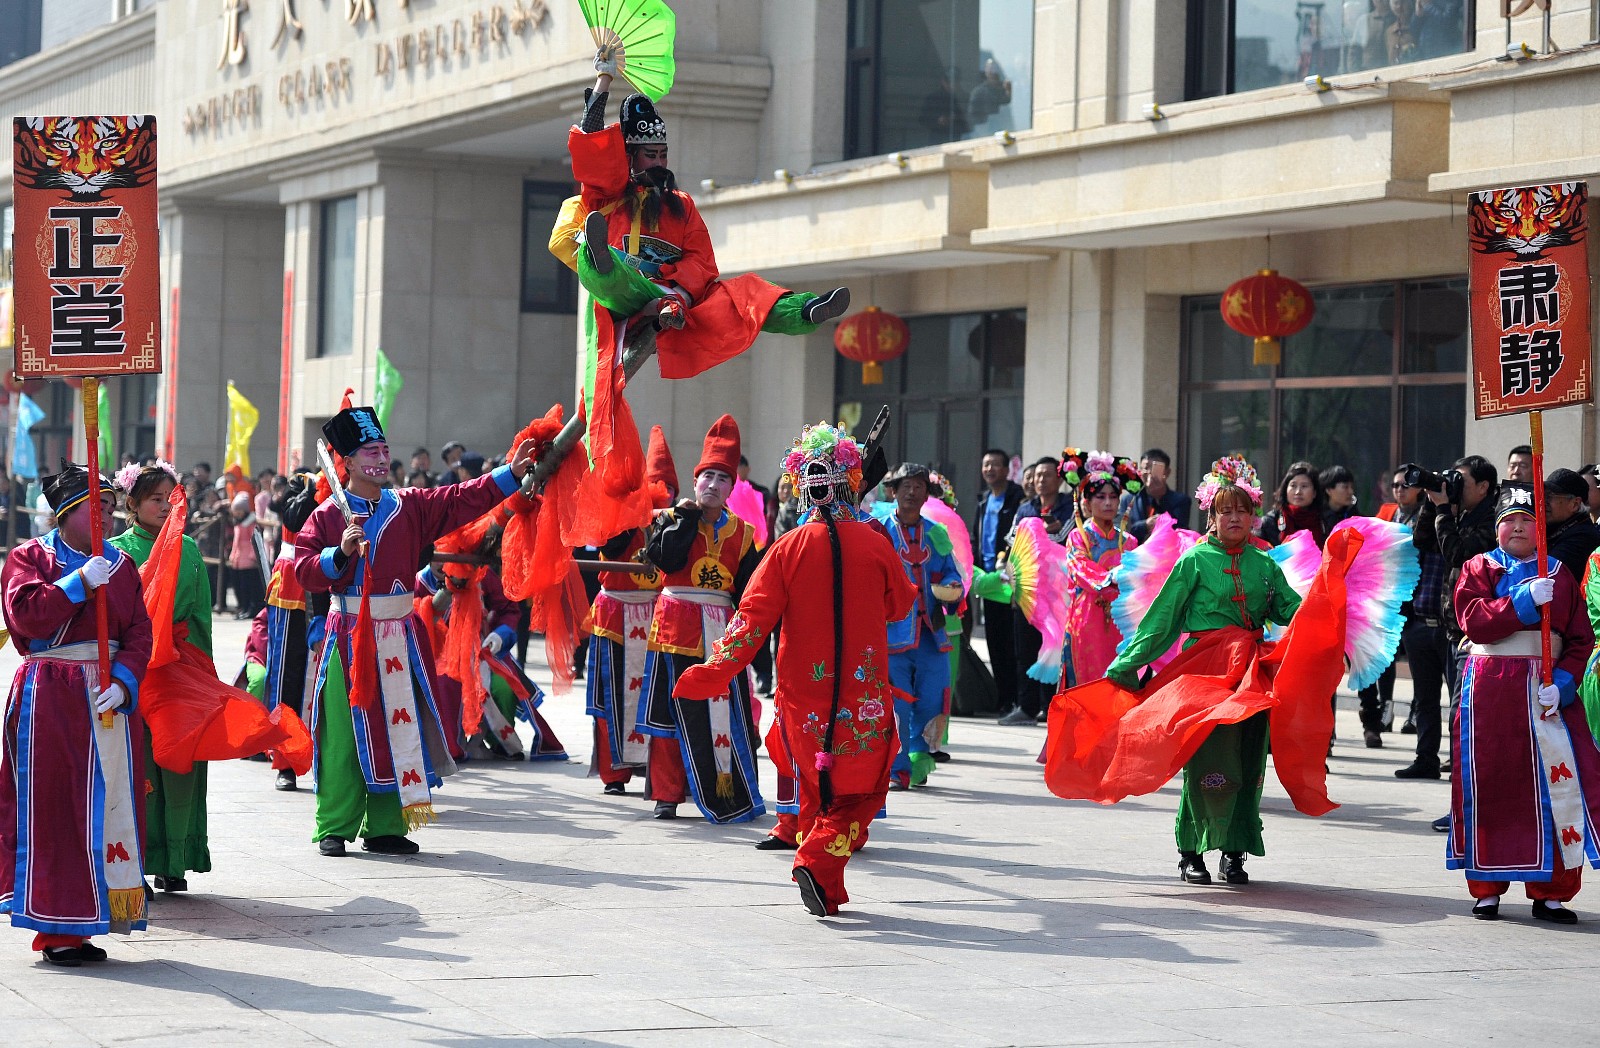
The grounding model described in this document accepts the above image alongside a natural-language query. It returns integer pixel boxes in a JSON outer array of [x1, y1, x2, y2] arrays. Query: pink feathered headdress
[[1194, 455, 1263, 511]]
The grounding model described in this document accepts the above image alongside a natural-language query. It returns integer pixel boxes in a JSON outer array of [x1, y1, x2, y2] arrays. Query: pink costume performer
[[1054, 450, 1144, 688]]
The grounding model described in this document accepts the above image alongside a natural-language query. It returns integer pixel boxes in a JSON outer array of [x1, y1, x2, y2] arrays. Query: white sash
[[1527, 677, 1588, 869], [477, 661, 526, 758], [83, 664, 145, 931], [620, 599, 654, 766], [373, 620, 435, 827]]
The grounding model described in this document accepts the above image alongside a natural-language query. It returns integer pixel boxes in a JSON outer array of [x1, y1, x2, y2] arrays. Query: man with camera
[[1402, 457, 1498, 814]]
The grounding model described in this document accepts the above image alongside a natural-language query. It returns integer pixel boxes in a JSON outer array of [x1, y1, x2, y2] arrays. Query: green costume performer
[[110, 519, 214, 888], [1103, 458, 1299, 884], [1579, 549, 1600, 745]]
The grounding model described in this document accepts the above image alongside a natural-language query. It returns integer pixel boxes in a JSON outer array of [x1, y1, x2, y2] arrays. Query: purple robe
[[1449, 550, 1600, 881], [1, 532, 153, 935], [292, 469, 518, 801]]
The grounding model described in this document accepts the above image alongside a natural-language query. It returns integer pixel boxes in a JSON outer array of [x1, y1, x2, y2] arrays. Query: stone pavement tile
[[1315, 999, 1579, 1045], [671, 990, 1014, 1046], [495, 996, 735, 1037], [1137, 1003, 1426, 1047], [0, 982, 51, 1019], [0, 1018, 100, 1047], [539, 1030, 782, 1048], [59, 1008, 325, 1047], [7, 955, 269, 1019], [1402, 967, 1598, 999], [269, 1005, 530, 1044]]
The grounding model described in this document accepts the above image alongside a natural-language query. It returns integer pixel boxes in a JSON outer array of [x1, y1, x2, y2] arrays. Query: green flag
[[97, 381, 113, 469], [374, 348, 404, 429]]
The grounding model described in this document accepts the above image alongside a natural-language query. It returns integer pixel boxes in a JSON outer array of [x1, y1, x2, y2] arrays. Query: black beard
[[628, 165, 684, 227]]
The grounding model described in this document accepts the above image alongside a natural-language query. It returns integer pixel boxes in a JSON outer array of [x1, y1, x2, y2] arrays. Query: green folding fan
[[579, 0, 677, 102]]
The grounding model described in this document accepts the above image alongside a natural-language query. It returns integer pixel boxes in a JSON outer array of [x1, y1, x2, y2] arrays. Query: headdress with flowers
[[927, 469, 959, 510], [782, 422, 865, 516], [1059, 447, 1143, 497], [114, 459, 177, 496], [1194, 454, 1264, 511]]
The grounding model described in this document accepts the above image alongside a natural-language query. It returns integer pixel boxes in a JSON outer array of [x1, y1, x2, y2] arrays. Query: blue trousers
[[889, 629, 949, 776]]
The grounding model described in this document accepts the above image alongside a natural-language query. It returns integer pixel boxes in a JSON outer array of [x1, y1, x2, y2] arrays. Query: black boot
[[803, 287, 851, 325], [275, 769, 297, 791], [584, 210, 613, 275], [653, 802, 678, 820], [1220, 852, 1249, 884], [1178, 851, 1212, 885]]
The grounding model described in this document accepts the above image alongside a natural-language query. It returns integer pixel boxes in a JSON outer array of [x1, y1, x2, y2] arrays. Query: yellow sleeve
[[548, 195, 585, 272]]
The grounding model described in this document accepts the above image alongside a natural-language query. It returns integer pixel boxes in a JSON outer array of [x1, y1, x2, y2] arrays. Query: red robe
[[568, 124, 789, 381], [1, 533, 152, 936], [676, 517, 916, 911]]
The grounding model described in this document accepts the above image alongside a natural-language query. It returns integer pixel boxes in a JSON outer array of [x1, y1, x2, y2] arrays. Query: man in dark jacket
[[1412, 454, 1497, 830], [1119, 448, 1192, 541], [972, 448, 1024, 719], [1546, 468, 1600, 580]]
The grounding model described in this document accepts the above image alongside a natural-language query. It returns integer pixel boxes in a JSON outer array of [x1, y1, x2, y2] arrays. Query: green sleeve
[[1105, 550, 1198, 683], [1265, 555, 1301, 627], [177, 538, 215, 658]]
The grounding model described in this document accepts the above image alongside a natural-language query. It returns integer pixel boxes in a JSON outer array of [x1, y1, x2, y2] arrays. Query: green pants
[[575, 242, 819, 335], [1175, 713, 1269, 856], [144, 739, 211, 878], [490, 675, 519, 726], [313, 650, 407, 842]]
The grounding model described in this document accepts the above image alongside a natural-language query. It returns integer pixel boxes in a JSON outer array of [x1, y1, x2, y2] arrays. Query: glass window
[[0, 0, 43, 70], [1187, 0, 1473, 100], [1181, 277, 1468, 516], [845, 0, 1033, 160], [522, 181, 579, 314], [316, 196, 357, 358], [835, 309, 1026, 487], [118, 375, 159, 462]]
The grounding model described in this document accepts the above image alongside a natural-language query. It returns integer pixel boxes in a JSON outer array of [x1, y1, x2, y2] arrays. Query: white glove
[[94, 681, 126, 715], [594, 45, 621, 77], [1528, 576, 1555, 607], [483, 632, 504, 656], [1538, 683, 1561, 712], [80, 556, 113, 591]]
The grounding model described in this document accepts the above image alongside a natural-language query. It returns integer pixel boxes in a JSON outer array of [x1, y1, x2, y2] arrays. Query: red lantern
[[833, 306, 909, 385], [1220, 269, 1315, 366]]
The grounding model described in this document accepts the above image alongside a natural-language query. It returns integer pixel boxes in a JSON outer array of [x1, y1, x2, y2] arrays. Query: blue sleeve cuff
[[320, 547, 345, 580], [492, 625, 517, 650], [308, 615, 326, 646], [1511, 583, 1542, 625], [1555, 667, 1578, 706], [54, 570, 89, 605], [417, 566, 440, 594], [490, 464, 518, 496], [110, 662, 140, 711]]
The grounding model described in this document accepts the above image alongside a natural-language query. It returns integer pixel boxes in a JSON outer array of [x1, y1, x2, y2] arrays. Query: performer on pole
[[638, 414, 765, 822], [586, 425, 678, 795], [676, 423, 915, 915], [1448, 484, 1600, 923], [110, 462, 212, 893], [1, 462, 152, 966], [293, 404, 539, 857], [554, 62, 851, 382]]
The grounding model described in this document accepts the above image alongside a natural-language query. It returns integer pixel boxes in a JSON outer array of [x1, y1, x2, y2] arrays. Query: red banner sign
[[1468, 182, 1592, 418], [11, 115, 162, 378]]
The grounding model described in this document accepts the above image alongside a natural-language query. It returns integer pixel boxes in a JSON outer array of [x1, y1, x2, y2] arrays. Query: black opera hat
[[621, 94, 667, 145], [43, 458, 113, 515], [322, 406, 386, 457]]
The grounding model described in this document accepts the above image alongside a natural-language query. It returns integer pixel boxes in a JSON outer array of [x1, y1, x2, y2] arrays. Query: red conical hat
[[694, 414, 740, 479], [646, 425, 679, 495]]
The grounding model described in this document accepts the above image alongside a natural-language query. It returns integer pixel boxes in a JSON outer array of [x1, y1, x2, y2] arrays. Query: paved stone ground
[[1, 615, 1595, 1047]]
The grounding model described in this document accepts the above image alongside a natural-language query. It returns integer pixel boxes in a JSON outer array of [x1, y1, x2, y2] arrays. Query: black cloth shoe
[[1533, 900, 1579, 925], [997, 707, 1035, 726], [274, 770, 297, 791], [244, 753, 271, 763], [1440, 759, 1452, 773], [584, 210, 612, 275], [1220, 852, 1249, 884], [652, 802, 678, 820], [1395, 763, 1441, 780], [931, 750, 951, 764], [1472, 898, 1501, 921], [755, 836, 799, 851], [1400, 719, 1418, 735], [143, 881, 154, 902], [603, 782, 628, 796], [1431, 814, 1451, 833], [1363, 730, 1383, 749], [153, 876, 187, 893], [794, 865, 830, 916], [318, 836, 348, 857], [803, 287, 851, 325], [1178, 852, 1212, 885], [77, 942, 107, 962], [41, 946, 82, 967], [362, 835, 420, 855]]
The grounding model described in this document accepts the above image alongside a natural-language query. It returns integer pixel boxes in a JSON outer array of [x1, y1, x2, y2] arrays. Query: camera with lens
[[1401, 463, 1465, 505]]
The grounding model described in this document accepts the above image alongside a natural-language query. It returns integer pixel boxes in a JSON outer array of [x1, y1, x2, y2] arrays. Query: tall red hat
[[646, 425, 679, 496], [694, 414, 740, 479]]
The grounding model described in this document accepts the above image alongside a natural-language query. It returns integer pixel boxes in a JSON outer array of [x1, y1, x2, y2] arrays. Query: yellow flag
[[225, 381, 260, 476]]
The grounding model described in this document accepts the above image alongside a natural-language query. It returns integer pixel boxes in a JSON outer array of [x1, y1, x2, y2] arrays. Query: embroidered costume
[[638, 415, 765, 823], [676, 423, 916, 915], [293, 406, 522, 850], [1, 463, 152, 954], [1053, 450, 1143, 688], [1448, 487, 1600, 919]]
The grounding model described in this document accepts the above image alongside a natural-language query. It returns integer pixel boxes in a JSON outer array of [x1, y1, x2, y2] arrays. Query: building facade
[[2, 0, 1598, 511]]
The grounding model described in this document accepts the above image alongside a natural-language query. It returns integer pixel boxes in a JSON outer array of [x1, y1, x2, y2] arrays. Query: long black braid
[[816, 501, 846, 815]]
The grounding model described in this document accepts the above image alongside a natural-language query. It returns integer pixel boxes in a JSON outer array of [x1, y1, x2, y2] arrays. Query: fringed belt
[[661, 586, 732, 607], [332, 592, 414, 619], [27, 640, 121, 662], [1469, 632, 1563, 659]]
